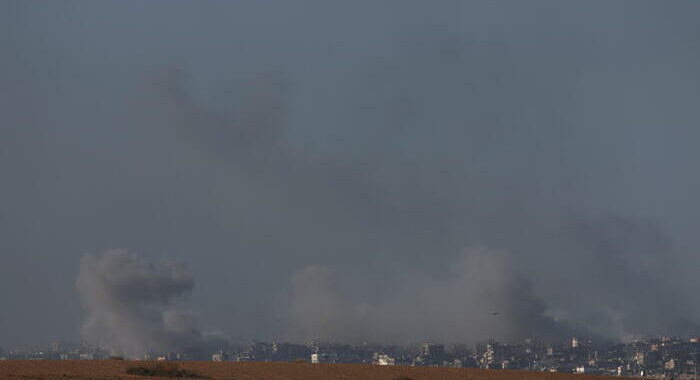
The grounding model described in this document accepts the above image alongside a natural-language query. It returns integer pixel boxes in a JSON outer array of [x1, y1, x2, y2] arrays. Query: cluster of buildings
[[0, 341, 111, 361], [471, 337, 699, 379], [0, 341, 207, 362], [205, 336, 699, 379], [2, 337, 698, 379]]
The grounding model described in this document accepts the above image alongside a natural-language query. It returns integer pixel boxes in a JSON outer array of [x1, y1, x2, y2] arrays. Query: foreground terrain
[[0, 361, 619, 380]]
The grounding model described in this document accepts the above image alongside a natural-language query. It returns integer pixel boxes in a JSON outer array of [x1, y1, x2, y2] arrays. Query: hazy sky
[[2, 1, 700, 348]]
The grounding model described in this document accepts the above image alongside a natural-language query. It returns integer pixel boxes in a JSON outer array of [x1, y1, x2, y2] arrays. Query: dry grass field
[[0, 361, 620, 380]]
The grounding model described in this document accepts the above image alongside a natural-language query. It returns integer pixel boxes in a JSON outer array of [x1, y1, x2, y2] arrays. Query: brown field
[[0, 361, 620, 380]]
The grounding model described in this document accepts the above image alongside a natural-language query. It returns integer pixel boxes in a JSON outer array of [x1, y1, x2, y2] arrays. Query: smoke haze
[[278, 247, 575, 345], [2, 1, 700, 347], [76, 250, 202, 357]]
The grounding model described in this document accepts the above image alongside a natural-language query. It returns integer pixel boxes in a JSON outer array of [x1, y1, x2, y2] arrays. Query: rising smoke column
[[76, 249, 201, 357]]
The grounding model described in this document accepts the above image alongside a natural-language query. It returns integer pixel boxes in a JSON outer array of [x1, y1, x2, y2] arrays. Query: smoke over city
[[76, 250, 202, 357], [2, 1, 700, 349], [278, 247, 574, 345]]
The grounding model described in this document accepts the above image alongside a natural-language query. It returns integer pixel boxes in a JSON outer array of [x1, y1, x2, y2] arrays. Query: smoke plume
[[152, 58, 700, 344], [546, 215, 699, 341], [3, 2, 700, 347], [279, 247, 577, 345], [76, 250, 202, 357]]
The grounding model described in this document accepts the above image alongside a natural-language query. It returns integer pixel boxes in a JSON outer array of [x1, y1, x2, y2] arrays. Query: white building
[[571, 337, 579, 348], [311, 352, 338, 364], [373, 353, 395, 366]]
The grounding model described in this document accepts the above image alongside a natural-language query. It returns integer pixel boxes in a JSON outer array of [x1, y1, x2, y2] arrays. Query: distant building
[[271, 342, 311, 361], [414, 343, 448, 367], [574, 365, 598, 374], [235, 351, 252, 362], [422, 343, 445, 357], [372, 353, 395, 366], [311, 352, 338, 364], [212, 351, 227, 362], [665, 358, 677, 370]]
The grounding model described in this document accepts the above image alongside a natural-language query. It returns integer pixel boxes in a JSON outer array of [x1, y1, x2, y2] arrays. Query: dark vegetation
[[125, 363, 207, 378]]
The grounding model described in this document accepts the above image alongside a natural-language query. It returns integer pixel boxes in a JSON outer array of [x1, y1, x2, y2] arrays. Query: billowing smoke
[[153, 57, 700, 344], [278, 247, 578, 345], [76, 250, 202, 357], [544, 215, 699, 341], [4, 2, 700, 348]]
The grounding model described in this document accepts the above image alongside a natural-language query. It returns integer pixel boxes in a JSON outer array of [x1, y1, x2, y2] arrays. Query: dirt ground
[[0, 361, 620, 380]]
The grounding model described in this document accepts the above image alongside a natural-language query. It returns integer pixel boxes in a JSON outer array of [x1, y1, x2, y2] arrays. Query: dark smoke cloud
[[2, 1, 700, 347], [141, 12, 700, 343], [76, 250, 202, 357], [150, 49, 700, 343], [156, 68, 288, 162], [546, 216, 699, 341]]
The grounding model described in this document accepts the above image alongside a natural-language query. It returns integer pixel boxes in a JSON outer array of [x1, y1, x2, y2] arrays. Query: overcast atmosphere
[[2, 1, 700, 352]]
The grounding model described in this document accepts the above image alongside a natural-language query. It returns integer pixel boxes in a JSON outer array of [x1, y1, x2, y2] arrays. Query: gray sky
[[2, 1, 700, 348]]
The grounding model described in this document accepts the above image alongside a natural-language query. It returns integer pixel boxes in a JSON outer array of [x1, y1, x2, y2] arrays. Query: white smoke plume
[[76, 249, 201, 358]]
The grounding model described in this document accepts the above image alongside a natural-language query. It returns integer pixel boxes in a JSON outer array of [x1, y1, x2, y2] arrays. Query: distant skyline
[[2, 1, 700, 349]]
